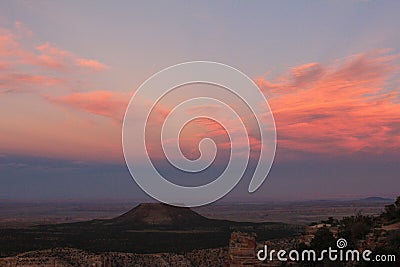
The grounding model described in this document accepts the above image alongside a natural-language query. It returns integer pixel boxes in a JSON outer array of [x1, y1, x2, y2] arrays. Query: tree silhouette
[[310, 226, 336, 252]]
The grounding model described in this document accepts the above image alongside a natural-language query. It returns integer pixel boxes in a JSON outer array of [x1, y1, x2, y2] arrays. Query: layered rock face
[[228, 232, 258, 266]]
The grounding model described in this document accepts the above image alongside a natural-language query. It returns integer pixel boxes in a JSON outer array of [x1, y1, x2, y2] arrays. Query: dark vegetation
[[381, 196, 400, 224], [299, 196, 400, 266]]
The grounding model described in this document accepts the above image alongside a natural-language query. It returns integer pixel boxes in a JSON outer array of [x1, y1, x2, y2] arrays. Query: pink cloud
[[0, 23, 116, 162], [257, 50, 400, 157], [41, 50, 400, 161], [0, 28, 21, 58], [33, 42, 70, 69], [166, 50, 399, 160], [76, 58, 109, 71], [0, 73, 63, 93], [45, 91, 129, 121], [0, 23, 110, 94], [0, 21, 114, 104]]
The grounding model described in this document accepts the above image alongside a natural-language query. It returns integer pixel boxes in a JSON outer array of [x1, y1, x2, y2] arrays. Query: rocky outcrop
[[228, 232, 258, 266]]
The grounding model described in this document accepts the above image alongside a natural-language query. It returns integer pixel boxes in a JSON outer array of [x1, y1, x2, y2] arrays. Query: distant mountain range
[[282, 196, 394, 205], [357, 196, 394, 202]]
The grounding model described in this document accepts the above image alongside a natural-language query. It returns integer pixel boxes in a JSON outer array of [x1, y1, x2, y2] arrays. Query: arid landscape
[[1, 197, 399, 266], [0, 198, 391, 228], [1, 1, 400, 266], [0, 202, 299, 256]]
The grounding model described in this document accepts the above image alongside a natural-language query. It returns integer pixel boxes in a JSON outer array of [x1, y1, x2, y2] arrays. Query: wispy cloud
[[53, 49, 398, 160], [0, 22, 109, 93], [0, 73, 64, 92], [257, 50, 400, 157], [0, 22, 120, 162], [2, 21, 399, 162], [44, 91, 128, 121], [75, 58, 109, 71], [169, 50, 400, 160]]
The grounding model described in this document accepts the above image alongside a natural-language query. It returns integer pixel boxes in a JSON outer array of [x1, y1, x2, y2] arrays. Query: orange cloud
[[42, 50, 399, 162], [0, 23, 109, 93], [0, 73, 63, 93], [31, 42, 109, 71], [76, 58, 109, 71], [0, 23, 118, 162], [176, 50, 399, 160], [257, 50, 400, 157], [45, 91, 129, 121], [33, 42, 70, 69]]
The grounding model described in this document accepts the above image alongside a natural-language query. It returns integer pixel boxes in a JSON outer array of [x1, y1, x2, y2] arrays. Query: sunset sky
[[0, 1, 399, 201]]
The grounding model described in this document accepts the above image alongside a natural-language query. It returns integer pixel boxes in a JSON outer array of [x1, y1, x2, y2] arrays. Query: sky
[[0, 1, 399, 202]]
